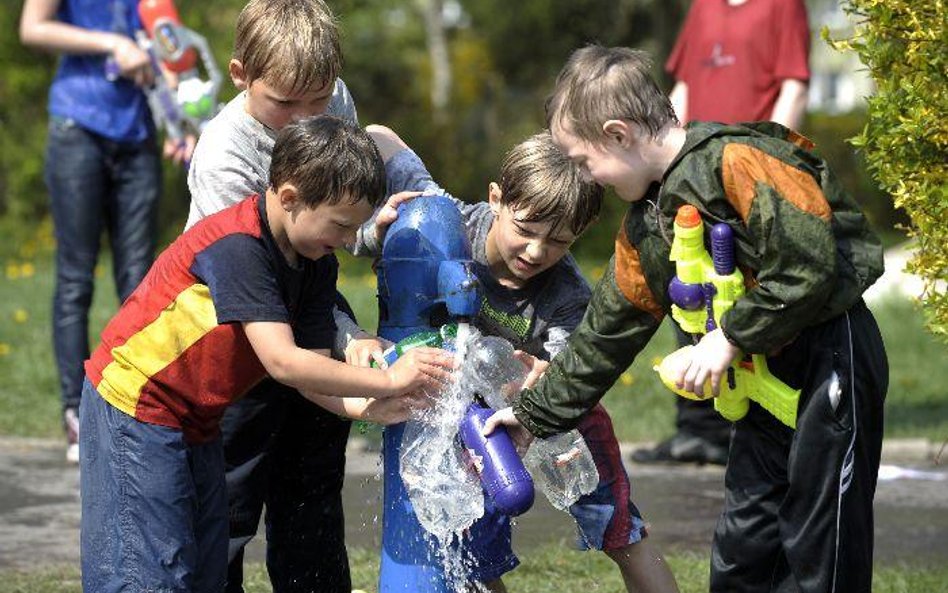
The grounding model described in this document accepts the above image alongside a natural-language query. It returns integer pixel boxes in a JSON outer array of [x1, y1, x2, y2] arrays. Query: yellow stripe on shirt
[[97, 284, 218, 416]]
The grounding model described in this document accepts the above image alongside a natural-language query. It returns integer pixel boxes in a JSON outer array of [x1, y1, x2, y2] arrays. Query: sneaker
[[631, 432, 728, 466], [64, 407, 80, 464]]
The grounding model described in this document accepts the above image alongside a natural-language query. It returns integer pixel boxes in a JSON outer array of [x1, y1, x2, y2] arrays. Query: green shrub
[[828, 1, 948, 340]]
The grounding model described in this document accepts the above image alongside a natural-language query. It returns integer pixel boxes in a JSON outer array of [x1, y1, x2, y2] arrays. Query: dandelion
[[13, 309, 29, 323], [6, 262, 20, 280], [620, 372, 635, 386], [0, 343, 10, 356], [20, 263, 35, 278], [591, 265, 604, 281]]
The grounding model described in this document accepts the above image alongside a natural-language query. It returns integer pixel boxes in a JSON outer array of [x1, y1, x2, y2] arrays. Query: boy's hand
[[374, 191, 423, 244], [346, 332, 393, 368], [362, 391, 432, 425], [676, 328, 741, 398], [481, 407, 534, 452], [513, 350, 549, 390], [383, 347, 455, 397]]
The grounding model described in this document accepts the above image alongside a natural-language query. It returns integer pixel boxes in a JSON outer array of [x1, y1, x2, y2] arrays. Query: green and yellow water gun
[[656, 205, 800, 429]]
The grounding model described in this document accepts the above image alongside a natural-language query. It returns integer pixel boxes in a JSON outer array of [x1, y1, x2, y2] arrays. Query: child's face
[[284, 195, 374, 261], [239, 72, 335, 131], [552, 122, 652, 203], [488, 185, 578, 285]]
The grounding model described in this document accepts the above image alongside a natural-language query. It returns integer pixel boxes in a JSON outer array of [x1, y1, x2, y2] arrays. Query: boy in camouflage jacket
[[487, 46, 888, 593]]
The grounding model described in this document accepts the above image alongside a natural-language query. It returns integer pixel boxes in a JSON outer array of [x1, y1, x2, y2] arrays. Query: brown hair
[[546, 45, 677, 143], [270, 116, 386, 209], [233, 0, 342, 94], [499, 131, 603, 236]]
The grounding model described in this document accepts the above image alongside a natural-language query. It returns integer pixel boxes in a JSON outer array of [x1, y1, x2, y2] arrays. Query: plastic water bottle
[[523, 430, 599, 511], [458, 403, 535, 516]]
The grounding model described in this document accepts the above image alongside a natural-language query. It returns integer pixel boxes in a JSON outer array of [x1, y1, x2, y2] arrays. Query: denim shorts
[[570, 404, 648, 551], [79, 379, 228, 592]]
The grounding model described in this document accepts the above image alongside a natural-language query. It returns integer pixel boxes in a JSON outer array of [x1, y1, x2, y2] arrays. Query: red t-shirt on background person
[[666, 0, 810, 124]]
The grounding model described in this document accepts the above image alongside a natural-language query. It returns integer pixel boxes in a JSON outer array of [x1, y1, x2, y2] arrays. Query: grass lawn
[[1, 546, 947, 592], [1, 232, 946, 443], [0, 226, 948, 441]]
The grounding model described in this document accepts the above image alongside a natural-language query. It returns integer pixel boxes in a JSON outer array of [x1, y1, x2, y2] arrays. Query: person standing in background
[[19, 0, 193, 464], [632, 0, 811, 465]]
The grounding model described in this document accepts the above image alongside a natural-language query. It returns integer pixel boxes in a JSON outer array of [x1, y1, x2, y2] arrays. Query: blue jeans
[[79, 379, 228, 592], [45, 117, 161, 411]]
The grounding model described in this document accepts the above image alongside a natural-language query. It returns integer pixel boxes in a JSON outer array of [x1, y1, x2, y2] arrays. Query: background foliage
[[830, 0, 948, 340]]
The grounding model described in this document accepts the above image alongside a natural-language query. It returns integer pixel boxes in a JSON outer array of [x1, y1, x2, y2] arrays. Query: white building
[[806, 0, 875, 113]]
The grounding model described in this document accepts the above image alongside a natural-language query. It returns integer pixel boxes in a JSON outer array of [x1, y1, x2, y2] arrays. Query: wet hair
[[270, 116, 386, 209], [233, 0, 341, 94], [499, 131, 603, 236], [546, 45, 677, 144]]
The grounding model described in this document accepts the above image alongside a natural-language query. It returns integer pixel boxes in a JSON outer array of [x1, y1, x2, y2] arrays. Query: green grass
[[1, 233, 946, 443], [1, 546, 946, 593]]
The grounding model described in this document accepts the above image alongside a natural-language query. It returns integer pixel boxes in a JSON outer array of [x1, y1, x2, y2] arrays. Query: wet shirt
[[86, 196, 338, 443], [384, 148, 591, 360], [513, 122, 884, 437]]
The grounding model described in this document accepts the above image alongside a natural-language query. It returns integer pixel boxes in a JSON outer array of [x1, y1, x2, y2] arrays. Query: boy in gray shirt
[[365, 125, 680, 593]]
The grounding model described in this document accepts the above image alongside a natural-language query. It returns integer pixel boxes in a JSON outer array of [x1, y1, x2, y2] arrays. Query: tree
[[829, 0, 948, 339]]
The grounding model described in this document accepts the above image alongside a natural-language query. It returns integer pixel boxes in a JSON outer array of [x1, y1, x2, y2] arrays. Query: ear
[[602, 119, 634, 148], [229, 59, 248, 91], [276, 183, 301, 212], [487, 182, 503, 216]]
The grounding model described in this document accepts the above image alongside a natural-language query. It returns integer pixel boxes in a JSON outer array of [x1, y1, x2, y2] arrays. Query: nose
[[524, 239, 546, 262]]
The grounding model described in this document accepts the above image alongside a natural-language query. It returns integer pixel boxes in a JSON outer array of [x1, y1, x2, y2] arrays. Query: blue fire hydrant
[[376, 196, 480, 592]]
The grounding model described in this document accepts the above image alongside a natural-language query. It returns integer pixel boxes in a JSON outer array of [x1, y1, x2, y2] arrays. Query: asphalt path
[[1, 437, 945, 571]]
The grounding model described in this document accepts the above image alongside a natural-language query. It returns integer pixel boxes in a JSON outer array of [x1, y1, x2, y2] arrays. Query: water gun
[[107, 0, 222, 147], [655, 205, 801, 429]]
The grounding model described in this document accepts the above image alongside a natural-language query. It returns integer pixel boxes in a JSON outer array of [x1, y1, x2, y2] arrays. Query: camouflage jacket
[[513, 121, 884, 437]]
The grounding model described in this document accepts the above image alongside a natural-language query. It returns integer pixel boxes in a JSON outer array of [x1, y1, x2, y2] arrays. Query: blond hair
[[546, 45, 677, 143], [234, 0, 342, 93], [499, 131, 603, 236]]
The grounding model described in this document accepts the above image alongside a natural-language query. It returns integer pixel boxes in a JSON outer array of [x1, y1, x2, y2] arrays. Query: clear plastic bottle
[[523, 429, 599, 511]]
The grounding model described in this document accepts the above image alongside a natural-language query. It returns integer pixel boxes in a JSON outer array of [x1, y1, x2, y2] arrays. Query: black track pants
[[711, 300, 888, 593]]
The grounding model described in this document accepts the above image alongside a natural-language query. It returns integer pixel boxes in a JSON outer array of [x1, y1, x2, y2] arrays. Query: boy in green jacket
[[487, 45, 888, 593]]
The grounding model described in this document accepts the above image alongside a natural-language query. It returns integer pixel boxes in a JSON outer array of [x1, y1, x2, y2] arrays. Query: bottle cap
[[675, 205, 701, 228]]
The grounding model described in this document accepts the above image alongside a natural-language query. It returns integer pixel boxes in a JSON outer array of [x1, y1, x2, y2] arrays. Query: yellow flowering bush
[[830, 0, 948, 340]]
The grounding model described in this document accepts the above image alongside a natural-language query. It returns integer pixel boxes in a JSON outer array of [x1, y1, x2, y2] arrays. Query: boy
[[486, 46, 888, 593], [185, 2, 398, 590], [365, 125, 680, 593], [79, 116, 453, 593]]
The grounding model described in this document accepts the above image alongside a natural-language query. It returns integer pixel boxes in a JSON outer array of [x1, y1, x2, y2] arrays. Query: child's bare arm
[[305, 392, 430, 425], [243, 321, 453, 399]]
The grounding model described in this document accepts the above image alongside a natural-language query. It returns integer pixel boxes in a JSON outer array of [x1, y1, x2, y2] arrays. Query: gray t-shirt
[[185, 78, 358, 229], [185, 78, 361, 352], [384, 149, 591, 360]]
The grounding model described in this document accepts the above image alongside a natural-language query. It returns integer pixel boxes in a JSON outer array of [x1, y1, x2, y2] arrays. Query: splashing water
[[399, 324, 530, 590], [398, 324, 598, 589]]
